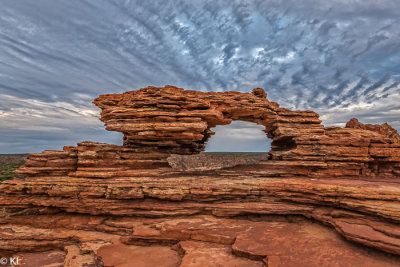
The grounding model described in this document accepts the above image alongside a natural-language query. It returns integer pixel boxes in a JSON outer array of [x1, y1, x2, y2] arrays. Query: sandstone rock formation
[[346, 117, 400, 144], [93, 85, 400, 177], [1, 85, 400, 266]]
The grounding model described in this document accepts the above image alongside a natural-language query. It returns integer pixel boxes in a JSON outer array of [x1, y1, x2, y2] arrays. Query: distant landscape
[[169, 152, 269, 171], [0, 154, 27, 182]]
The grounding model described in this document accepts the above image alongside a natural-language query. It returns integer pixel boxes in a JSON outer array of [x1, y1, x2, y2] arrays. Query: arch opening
[[204, 121, 271, 152], [166, 121, 272, 171]]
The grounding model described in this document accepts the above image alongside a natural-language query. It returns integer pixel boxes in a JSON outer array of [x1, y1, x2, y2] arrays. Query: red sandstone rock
[[346, 118, 400, 144], [1, 215, 399, 266], [1, 85, 400, 266], [92, 85, 400, 177], [98, 243, 181, 267], [252, 87, 267, 98], [178, 241, 264, 267]]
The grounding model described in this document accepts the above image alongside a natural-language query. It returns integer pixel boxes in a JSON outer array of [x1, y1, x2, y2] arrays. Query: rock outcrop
[[1, 85, 400, 266], [346, 117, 400, 144], [93, 86, 400, 178]]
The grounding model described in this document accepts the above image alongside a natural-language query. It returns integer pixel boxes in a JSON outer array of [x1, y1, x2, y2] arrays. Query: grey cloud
[[205, 121, 271, 152], [0, 0, 399, 152]]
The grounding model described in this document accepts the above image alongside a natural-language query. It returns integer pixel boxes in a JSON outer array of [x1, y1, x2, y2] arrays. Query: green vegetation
[[0, 163, 23, 182]]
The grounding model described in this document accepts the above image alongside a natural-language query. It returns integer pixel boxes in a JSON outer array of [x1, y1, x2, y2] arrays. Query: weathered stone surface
[[1, 215, 399, 266], [178, 241, 264, 267], [346, 118, 400, 144], [98, 243, 181, 267], [17, 250, 65, 267], [1, 85, 400, 266]]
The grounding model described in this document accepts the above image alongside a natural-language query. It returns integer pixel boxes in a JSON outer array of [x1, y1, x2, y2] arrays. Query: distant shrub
[[0, 163, 23, 182]]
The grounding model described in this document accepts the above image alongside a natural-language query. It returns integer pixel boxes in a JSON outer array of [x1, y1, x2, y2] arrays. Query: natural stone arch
[[93, 85, 400, 177], [93, 86, 303, 157]]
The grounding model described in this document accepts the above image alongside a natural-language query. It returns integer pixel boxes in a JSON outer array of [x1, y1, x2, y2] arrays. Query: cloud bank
[[0, 0, 399, 152]]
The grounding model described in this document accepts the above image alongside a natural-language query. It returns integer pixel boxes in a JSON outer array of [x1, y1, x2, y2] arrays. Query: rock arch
[[93, 85, 400, 177], [93, 86, 318, 155]]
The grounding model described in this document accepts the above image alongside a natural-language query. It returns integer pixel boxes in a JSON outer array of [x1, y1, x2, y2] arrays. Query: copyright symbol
[[0, 257, 7, 265]]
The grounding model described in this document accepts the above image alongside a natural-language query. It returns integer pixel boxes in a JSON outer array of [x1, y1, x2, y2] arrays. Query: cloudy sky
[[0, 0, 399, 153]]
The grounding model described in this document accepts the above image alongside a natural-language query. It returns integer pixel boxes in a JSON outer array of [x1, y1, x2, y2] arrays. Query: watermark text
[[0, 257, 20, 266]]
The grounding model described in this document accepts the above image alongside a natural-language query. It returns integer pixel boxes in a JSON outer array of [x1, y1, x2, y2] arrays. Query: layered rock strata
[[1, 86, 400, 266], [93, 86, 400, 178]]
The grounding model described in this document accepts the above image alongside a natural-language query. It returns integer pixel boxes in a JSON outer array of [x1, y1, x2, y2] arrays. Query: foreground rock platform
[[1, 85, 400, 266], [1, 214, 400, 266]]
